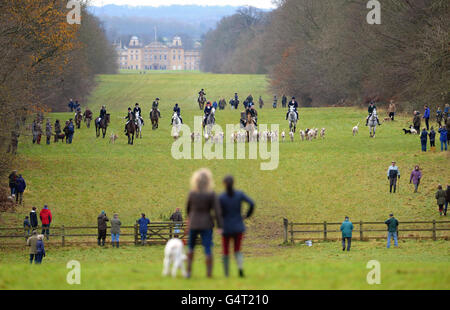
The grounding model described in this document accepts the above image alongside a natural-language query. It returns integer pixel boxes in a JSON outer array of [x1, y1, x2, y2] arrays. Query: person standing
[[423, 105, 431, 130], [30, 207, 38, 230], [8, 170, 17, 196], [435, 185, 446, 216], [97, 211, 109, 246], [45, 119, 52, 145], [15, 174, 26, 205], [218, 176, 255, 278], [340, 217, 353, 252], [54, 120, 61, 143], [137, 213, 150, 246], [111, 213, 121, 248], [438, 126, 448, 151], [429, 127, 436, 151], [436, 107, 443, 127], [388, 100, 396, 121], [409, 166, 422, 193], [27, 231, 38, 264], [420, 128, 428, 152], [35, 235, 46, 264], [67, 119, 75, 144], [170, 208, 183, 238], [387, 161, 400, 193], [185, 169, 223, 279], [413, 111, 421, 132], [282, 95, 287, 108], [36, 120, 42, 144], [39, 205, 52, 240], [385, 213, 399, 248], [444, 185, 450, 216], [273, 95, 278, 109], [32, 119, 38, 144], [23, 216, 31, 241]]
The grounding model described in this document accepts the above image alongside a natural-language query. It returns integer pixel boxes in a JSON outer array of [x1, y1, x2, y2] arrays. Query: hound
[[289, 131, 294, 142], [320, 128, 326, 139], [352, 123, 359, 136], [299, 130, 306, 141], [109, 133, 118, 144], [162, 238, 187, 278], [281, 131, 286, 142]]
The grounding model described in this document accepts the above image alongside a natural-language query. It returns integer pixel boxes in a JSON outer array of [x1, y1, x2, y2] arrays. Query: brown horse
[[95, 114, 110, 138], [198, 95, 206, 110], [75, 112, 83, 129], [125, 113, 136, 145], [150, 107, 160, 130]]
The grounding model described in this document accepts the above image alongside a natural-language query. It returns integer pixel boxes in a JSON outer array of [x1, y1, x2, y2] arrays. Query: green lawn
[[0, 72, 448, 289]]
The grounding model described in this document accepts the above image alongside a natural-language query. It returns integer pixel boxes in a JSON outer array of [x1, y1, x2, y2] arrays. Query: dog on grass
[[289, 131, 294, 142], [162, 238, 187, 278], [109, 133, 118, 144], [352, 123, 359, 136]]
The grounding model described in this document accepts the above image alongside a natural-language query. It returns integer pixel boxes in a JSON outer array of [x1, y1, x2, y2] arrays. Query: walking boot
[[222, 256, 230, 278], [235, 252, 244, 278], [186, 252, 194, 279], [101, 239, 105, 246], [116, 242, 119, 248], [98, 239, 101, 246], [206, 255, 213, 278]]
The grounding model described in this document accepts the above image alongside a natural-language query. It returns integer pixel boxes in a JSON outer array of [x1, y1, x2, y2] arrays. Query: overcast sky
[[90, 0, 277, 9]]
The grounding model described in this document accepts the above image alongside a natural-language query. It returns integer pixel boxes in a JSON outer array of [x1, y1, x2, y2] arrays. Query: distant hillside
[[88, 4, 268, 42]]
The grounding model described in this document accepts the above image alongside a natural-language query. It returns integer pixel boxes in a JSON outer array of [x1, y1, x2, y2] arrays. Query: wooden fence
[[0, 222, 186, 247], [283, 218, 450, 244]]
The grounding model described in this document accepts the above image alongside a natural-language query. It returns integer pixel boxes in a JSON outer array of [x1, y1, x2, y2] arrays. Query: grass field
[[0, 72, 449, 290]]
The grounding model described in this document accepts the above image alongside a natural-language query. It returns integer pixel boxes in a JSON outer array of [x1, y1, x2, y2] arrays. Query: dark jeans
[[98, 229, 106, 241], [389, 177, 398, 193], [421, 141, 427, 152], [188, 229, 213, 255], [35, 253, 44, 264], [425, 118, 430, 130], [46, 135, 51, 145], [342, 237, 351, 251], [15, 191, 23, 204], [9, 185, 15, 196], [41, 224, 50, 238], [29, 254, 35, 264]]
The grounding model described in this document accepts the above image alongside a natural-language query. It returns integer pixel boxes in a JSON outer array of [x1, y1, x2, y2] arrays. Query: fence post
[[134, 223, 138, 246], [360, 221, 363, 241], [169, 223, 173, 240], [323, 221, 327, 241], [290, 222, 294, 244], [432, 220, 436, 241], [61, 225, 65, 247], [283, 218, 288, 244]]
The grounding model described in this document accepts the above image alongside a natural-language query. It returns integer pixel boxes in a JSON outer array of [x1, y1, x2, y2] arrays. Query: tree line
[[0, 0, 117, 203], [201, 0, 449, 109]]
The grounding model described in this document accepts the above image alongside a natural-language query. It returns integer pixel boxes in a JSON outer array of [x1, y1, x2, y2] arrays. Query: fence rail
[[282, 218, 450, 244], [0, 222, 186, 247]]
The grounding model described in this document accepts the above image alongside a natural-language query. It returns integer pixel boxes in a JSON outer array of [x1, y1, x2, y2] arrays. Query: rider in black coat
[[286, 97, 299, 120], [172, 103, 183, 124], [133, 103, 144, 125]]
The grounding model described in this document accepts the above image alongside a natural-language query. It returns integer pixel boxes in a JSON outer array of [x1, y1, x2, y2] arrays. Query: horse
[[75, 111, 83, 129], [150, 107, 160, 130], [95, 114, 110, 139], [288, 106, 297, 133], [135, 111, 143, 139], [368, 110, 378, 138], [204, 109, 216, 138], [198, 95, 206, 110], [125, 113, 137, 145], [171, 112, 182, 137], [245, 111, 257, 142]]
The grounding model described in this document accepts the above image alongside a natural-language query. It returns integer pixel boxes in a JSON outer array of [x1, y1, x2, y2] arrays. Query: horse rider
[[152, 98, 161, 118], [84, 107, 92, 120], [97, 105, 107, 124], [247, 105, 258, 127], [366, 101, 381, 126], [133, 103, 144, 125], [172, 103, 183, 124], [124, 107, 134, 134], [203, 101, 214, 127], [286, 97, 299, 120], [199, 89, 206, 97]]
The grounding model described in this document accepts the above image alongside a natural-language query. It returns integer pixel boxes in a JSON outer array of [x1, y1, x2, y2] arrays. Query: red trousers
[[222, 233, 244, 255]]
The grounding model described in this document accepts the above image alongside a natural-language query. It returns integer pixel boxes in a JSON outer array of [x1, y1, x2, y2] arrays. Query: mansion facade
[[116, 36, 201, 71]]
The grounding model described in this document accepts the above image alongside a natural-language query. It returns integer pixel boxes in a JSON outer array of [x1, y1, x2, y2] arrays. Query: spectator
[[387, 161, 400, 193], [32, 120, 38, 144], [137, 213, 150, 246], [24, 216, 31, 241], [218, 175, 255, 278], [385, 213, 399, 248], [27, 231, 38, 264], [435, 185, 446, 216], [170, 208, 183, 238], [409, 166, 422, 193], [15, 174, 26, 205], [111, 213, 121, 248], [8, 170, 17, 196], [436, 107, 443, 127], [39, 205, 52, 240], [185, 168, 223, 279], [445, 103, 450, 119], [54, 120, 61, 143], [36, 121, 42, 144], [340, 216, 353, 252], [413, 111, 421, 132], [97, 211, 109, 246], [429, 127, 436, 151], [35, 234, 46, 264], [30, 206, 38, 230], [388, 100, 396, 121], [67, 119, 75, 144], [445, 185, 450, 217], [420, 128, 428, 152], [45, 119, 52, 145], [423, 105, 430, 130], [438, 126, 448, 151]]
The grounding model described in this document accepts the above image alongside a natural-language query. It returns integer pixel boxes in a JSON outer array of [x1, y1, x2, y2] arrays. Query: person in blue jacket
[[218, 175, 255, 278], [429, 127, 436, 149], [35, 234, 46, 264], [340, 217, 353, 251], [423, 105, 431, 130], [15, 174, 26, 205], [137, 213, 150, 245], [420, 128, 428, 152], [439, 126, 448, 151]]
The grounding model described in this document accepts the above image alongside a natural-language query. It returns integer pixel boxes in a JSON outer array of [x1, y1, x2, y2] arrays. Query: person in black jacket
[[30, 207, 38, 230], [282, 95, 287, 108], [133, 103, 144, 125]]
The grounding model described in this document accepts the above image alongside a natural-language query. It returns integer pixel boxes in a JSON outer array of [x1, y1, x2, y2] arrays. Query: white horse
[[368, 109, 378, 138], [135, 111, 143, 139], [288, 106, 298, 133], [205, 108, 216, 138], [172, 112, 181, 137]]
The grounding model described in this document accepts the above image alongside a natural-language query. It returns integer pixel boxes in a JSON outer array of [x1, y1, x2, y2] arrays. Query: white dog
[[162, 238, 187, 278], [320, 128, 326, 139], [289, 131, 294, 142], [409, 125, 418, 135], [281, 131, 286, 142], [299, 130, 305, 141], [352, 123, 359, 136]]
